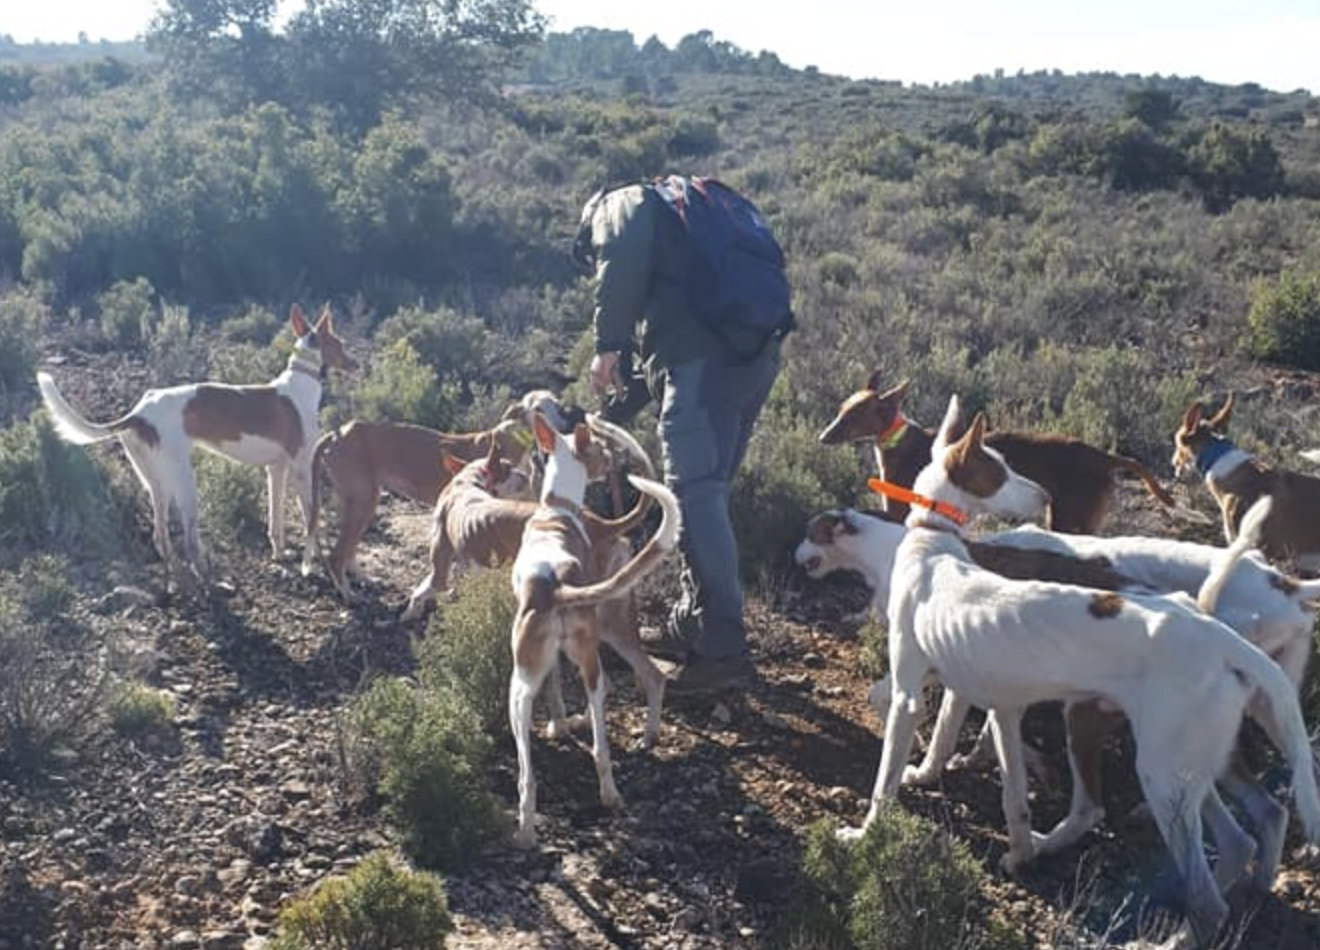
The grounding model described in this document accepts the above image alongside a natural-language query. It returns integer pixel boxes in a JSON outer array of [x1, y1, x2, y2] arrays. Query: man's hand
[[589, 351, 622, 398]]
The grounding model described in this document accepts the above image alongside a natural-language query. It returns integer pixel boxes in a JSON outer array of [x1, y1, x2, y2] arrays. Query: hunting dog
[[798, 506, 1320, 890], [37, 304, 356, 589], [508, 412, 679, 848], [308, 416, 535, 599], [819, 373, 1200, 532], [1173, 392, 1320, 571], [854, 396, 1320, 949]]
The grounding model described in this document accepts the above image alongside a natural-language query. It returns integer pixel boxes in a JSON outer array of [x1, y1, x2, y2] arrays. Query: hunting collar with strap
[[876, 414, 909, 451], [289, 345, 324, 381], [867, 477, 969, 528]]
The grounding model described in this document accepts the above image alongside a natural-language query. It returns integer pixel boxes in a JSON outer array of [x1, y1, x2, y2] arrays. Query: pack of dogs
[[35, 331, 1320, 948]]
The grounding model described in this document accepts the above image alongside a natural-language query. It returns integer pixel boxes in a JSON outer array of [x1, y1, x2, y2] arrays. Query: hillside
[[3, 14, 1320, 950]]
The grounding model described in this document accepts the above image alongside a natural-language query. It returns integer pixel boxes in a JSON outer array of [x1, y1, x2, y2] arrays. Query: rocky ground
[[2, 419, 1320, 949]]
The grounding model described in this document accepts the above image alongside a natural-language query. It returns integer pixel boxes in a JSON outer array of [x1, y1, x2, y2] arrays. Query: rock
[[169, 932, 200, 949]]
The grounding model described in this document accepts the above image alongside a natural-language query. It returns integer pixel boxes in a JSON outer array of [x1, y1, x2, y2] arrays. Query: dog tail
[[1222, 628, 1320, 844], [1197, 496, 1272, 614], [1299, 448, 1320, 465], [1108, 452, 1213, 526], [585, 414, 657, 479], [36, 371, 129, 445], [307, 428, 340, 546], [553, 475, 679, 609]]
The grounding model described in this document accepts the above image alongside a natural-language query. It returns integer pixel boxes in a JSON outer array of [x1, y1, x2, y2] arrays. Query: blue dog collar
[[1195, 437, 1236, 476]]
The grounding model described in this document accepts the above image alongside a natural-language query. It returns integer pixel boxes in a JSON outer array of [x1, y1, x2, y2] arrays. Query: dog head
[[912, 395, 1050, 527], [442, 444, 531, 499], [1172, 394, 1235, 480], [818, 373, 909, 445], [290, 303, 357, 375], [531, 411, 600, 503], [795, 509, 865, 578]]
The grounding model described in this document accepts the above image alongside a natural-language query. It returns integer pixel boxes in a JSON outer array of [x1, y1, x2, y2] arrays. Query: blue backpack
[[647, 175, 795, 361]]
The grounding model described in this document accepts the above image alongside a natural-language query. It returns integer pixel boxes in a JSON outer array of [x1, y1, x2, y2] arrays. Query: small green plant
[[108, 681, 175, 736], [196, 452, 267, 547], [354, 337, 452, 427], [97, 277, 156, 348], [1245, 268, 1320, 370], [415, 568, 516, 734], [0, 292, 45, 419], [270, 851, 452, 950], [784, 812, 1025, 950], [343, 677, 499, 871]]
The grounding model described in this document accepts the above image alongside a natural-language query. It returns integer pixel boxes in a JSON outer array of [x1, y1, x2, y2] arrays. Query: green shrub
[[343, 677, 499, 871], [0, 414, 122, 558], [271, 851, 452, 950], [415, 568, 516, 735], [1245, 269, 1320, 369], [97, 277, 156, 349], [0, 558, 106, 773], [786, 812, 1024, 950], [354, 337, 452, 427], [0, 292, 45, 418], [108, 681, 176, 736], [196, 452, 267, 548]]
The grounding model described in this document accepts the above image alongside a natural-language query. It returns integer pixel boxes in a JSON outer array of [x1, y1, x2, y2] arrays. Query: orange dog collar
[[867, 477, 969, 526]]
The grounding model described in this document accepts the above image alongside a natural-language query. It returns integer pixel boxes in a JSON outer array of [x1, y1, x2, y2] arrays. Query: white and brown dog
[[37, 304, 356, 589], [854, 396, 1320, 949], [798, 505, 1320, 890], [508, 412, 679, 848], [1173, 392, 1320, 571]]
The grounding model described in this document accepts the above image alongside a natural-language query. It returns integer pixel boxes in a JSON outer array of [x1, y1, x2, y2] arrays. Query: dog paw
[[902, 763, 939, 786], [835, 824, 866, 844], [632, 731, 658, 752], [511, 827, 538, 850], [600, 786, 623, 810], [999, 846, 1035, 875]]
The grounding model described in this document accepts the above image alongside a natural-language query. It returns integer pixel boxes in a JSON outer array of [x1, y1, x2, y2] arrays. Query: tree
[[146, 0, 284, 108], [285, 0, 546, 133]]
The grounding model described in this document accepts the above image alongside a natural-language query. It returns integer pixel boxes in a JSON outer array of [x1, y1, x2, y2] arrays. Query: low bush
[[415, 568, 517, 735], [270, 851, 452, 950], [783, 812, 1025, 950], [97, 277, 155, 349], [108, 681, 176, 736], [196, 452, 267, 548], [342, 677, 499, 871], [1245, 268, 1320, 370]]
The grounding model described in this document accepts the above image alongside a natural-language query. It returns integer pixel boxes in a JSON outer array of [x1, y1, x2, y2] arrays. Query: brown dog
[[1173, 392, 1320, 570], [820, 373, 1192, 533], [307, 417, 534, 598]]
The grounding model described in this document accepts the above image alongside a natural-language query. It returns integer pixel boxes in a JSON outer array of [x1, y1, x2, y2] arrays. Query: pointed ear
[[933, 395, 963, 451], [1181, 402, 1203, 432], [965, 412, 988, 450], [532, 412, 558, 455], [289, 303, 310, 338], [572, 422, 591, 457], [314, 303, 333, 333], [1208, 392, 1234, 431], [865, 369, 885, 392], [441, 453, 466, 476], [880, 378, 910, 402]]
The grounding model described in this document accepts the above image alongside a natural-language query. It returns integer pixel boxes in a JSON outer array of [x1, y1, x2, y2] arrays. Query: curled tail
[[1109, 452, 1213, 525], [553, 475, 680, 609], [1198, 496, 1272, 614], [37, 371, 125, 445]]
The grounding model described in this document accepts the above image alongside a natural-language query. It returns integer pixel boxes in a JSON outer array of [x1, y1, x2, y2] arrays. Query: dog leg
[[1217, 759, 1285, 893], [402, 534, 454, 622], [290, 461, 317, 576], [564, 635, 621, 810], [1036, 702, 1114, 857], [841, 656, 928, 842], [1201, 785, 1256, 894], [904, 687, 970, 785], [601, 613, 666, 750], [266, 462, 289, 559], [987, 707, 1036, 874], [509, 641, 554, 849], [541, 658, 586, 740]]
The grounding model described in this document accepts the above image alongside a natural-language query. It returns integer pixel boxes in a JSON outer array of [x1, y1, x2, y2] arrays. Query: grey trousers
[[657, 345, 780, 659]]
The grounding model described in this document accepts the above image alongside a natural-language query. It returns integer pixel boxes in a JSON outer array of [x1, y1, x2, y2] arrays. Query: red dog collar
[[867, 477, 968, 526]]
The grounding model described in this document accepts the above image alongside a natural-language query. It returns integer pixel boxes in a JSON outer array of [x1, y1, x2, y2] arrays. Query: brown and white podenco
[[37, 304, 356, 589], [308, 416, 535, 599], [1173, 392, 1320, 571], [799, 505, 1320, 891], [819, 373, 1202, 532], [855, 396, 1320, 949], [509, 412, 679, 848]]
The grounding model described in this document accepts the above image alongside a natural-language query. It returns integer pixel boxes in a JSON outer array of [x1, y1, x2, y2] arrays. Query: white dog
[[850, 396, 1320, 950]]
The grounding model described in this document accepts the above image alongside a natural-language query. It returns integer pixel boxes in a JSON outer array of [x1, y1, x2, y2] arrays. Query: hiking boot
[[638, 625, 693, 662], [666, 653, 758, 695]]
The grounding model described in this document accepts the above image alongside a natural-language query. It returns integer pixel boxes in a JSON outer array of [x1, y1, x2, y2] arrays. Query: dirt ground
[[1, 376, 1319, 949]]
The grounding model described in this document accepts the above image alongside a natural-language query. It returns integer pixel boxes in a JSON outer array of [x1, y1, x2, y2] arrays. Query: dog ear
[[289, 303, 310, 338], [532, 412, 558, 455], [572, 422, 592, 457], [1208, 392, 1234, 432], [835, 510, 859, 536], [1181, 401, 1203, 432], [865, 368, 885, 392], [314, 303, 334, 333], [879, 378, 909, 403], [933, 395, 964, 451], [441, 453, 466, 476]]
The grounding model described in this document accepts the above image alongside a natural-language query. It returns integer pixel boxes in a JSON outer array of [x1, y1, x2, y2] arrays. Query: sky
[[4, 0, 1318, 95]]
